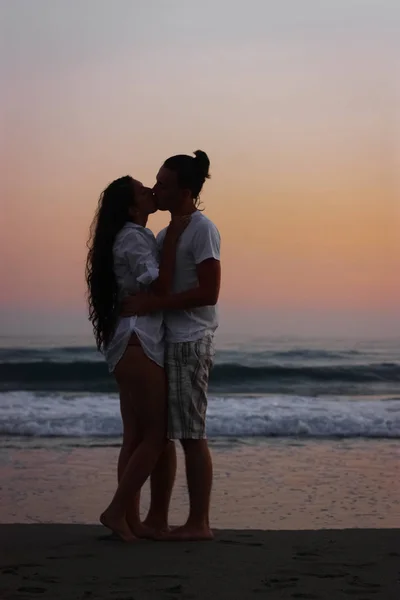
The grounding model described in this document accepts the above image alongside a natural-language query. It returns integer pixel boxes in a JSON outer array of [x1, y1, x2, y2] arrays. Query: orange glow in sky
[[2, 1, 399, 338]]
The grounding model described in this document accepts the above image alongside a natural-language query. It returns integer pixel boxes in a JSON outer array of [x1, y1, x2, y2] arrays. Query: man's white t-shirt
[[156, 210, 221, 343]]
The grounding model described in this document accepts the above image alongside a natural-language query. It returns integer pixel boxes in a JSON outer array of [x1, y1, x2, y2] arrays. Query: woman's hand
[[165, 215, 191, 241], [120, 292, 162, 316]]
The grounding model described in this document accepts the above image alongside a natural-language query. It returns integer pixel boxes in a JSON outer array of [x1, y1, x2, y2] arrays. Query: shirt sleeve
[[192, 221, 221, 265], [123, 230, 159, 286], [156, 228, 167, 253]]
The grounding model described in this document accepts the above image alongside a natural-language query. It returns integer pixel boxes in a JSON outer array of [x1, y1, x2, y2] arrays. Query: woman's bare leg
[[143, 441, 177, 532], [115, 396, 144, 535], [100, 345, 167, 541]]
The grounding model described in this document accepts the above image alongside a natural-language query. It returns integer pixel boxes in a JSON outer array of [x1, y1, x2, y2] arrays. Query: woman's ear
[[128, 205, 138, 219]]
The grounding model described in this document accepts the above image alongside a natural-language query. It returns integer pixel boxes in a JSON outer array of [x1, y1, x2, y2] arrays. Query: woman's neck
[[131, 215, 148, 227]]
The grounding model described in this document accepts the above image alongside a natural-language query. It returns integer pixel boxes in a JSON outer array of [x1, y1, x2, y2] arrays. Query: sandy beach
[[1, 524, 399, 599], [1, 440, 399, 598], [1, 440, 399, 529]]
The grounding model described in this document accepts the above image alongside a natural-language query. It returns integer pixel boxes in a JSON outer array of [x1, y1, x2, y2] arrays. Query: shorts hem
[[167, 432, 207, 440]]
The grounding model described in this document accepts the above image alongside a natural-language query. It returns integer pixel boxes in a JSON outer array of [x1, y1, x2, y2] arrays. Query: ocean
[[0, 335, 399, 445]]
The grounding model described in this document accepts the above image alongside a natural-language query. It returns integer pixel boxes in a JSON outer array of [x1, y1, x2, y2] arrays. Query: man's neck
[[170, 200, 197, 217]]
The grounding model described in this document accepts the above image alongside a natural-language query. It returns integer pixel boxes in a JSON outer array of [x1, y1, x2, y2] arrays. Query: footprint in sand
[[2, 567, 18, 575], [303, 571, 346, 579], [164, 584, 183, 593], [261, 576, 299, 591], [2, 562, 40, 570]]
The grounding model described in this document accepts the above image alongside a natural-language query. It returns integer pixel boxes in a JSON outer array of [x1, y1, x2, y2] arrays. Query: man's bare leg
[[167, 439, 213, 541], [143, 440, 177, 532]]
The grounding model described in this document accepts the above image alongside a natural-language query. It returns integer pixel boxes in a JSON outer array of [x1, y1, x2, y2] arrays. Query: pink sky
[[1, 1, 399, 338]]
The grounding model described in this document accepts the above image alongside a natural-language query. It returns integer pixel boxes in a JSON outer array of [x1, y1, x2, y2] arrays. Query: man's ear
[[182, 188, 192, 202]]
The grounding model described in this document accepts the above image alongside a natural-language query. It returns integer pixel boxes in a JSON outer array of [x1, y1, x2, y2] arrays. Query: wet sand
[[1, 440, 399, 597], [1, 524, 399, 599], [1, 439, 399, 529]]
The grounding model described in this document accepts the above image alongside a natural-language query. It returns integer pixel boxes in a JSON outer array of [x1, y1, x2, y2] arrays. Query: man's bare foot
[[141, 516, 171, 539], [127, 521, 158, 539], [162, 524, 214, 541], [100, 511, 136, 543], [142, 516, 170, 532]]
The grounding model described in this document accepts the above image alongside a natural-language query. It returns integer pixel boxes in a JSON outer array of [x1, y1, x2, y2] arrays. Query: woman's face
[[131, 179, 157, 216]]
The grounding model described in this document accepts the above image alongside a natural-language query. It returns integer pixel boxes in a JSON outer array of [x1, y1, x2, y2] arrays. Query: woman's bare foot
[[100, 511, 136, 543], [162, 524, 214, 541], [142, 516, 170, 536], [126, 520, 159, 540], [141, 515, 171, 539]]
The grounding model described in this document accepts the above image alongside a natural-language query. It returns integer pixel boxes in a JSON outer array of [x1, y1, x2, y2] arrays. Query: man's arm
[[121, 258, 221, 316], [164, 258, 220, 310], [163, 219, 221, 309]]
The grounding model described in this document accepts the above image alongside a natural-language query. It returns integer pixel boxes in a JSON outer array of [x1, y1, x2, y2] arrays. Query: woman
[[86, 175, 188, 541]]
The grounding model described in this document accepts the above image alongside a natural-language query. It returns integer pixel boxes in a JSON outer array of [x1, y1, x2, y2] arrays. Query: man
[[123, 150, 221, 540]]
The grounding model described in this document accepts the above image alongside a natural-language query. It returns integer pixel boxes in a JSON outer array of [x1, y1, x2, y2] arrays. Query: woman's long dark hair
[[85, 176, 135, 352]]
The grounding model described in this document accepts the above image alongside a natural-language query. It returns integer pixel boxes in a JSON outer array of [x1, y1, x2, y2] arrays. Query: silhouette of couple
[[86, 150, 220, 541]]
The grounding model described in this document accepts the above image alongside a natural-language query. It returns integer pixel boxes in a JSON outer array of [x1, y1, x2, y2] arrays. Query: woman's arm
[[123, 257, 220, 316], [151, 216, 191, 296]]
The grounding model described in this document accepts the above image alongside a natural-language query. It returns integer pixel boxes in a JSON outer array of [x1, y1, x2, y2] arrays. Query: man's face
[[153, 167, 182, 212]]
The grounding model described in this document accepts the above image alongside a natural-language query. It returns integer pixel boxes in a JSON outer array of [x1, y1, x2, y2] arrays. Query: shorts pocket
[[193, 335, 215, 362]]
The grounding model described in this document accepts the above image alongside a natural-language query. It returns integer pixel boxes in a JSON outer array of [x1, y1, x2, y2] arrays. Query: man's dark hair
[[163, 150, 210, 203]]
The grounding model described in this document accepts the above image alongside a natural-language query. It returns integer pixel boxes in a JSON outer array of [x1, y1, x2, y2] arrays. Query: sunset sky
[[1, 0, 399, 339]]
